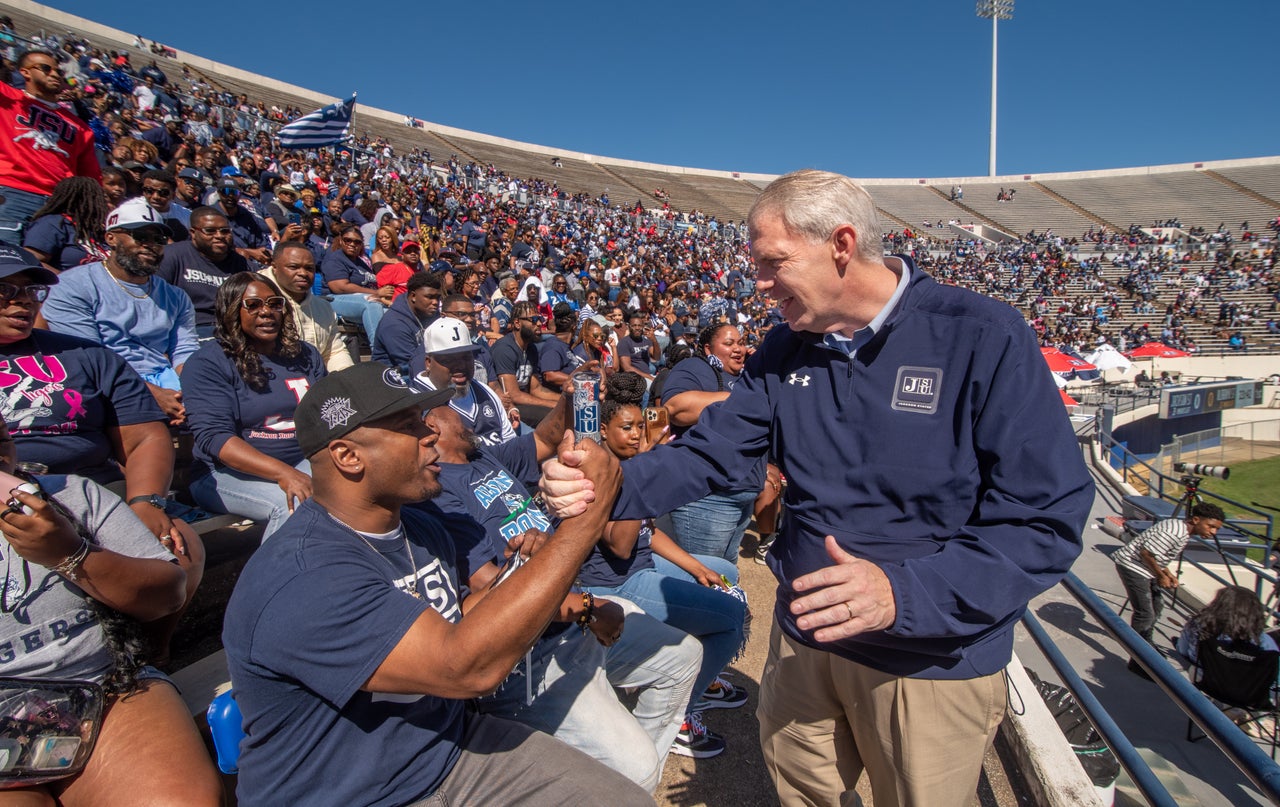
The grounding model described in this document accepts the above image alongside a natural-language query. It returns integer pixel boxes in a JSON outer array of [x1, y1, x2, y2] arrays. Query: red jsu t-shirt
[[0, 83, 100, 196]]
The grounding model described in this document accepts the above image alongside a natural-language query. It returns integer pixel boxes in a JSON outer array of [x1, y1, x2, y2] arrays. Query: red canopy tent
[[1041, 347, 1098, 376], [1125, 342, 1190, 359]]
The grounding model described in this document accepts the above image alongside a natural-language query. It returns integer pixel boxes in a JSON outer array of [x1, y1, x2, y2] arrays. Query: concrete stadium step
[[1114, 748, 1205, 806]]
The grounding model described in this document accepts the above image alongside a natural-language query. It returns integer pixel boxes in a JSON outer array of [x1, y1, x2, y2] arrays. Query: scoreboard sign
[[1159, 381, 1264, 419]]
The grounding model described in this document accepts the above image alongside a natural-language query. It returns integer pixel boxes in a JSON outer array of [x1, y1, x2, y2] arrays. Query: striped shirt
[[1112, 518, 1190, 579]]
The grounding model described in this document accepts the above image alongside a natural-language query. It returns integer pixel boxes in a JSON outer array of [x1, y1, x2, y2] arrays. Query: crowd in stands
[[0, 13, 1275, 803], [882, 224, 1276, 356]]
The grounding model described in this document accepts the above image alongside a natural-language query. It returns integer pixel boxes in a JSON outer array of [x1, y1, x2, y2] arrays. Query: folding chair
[[1186, 637, 1280, 759]]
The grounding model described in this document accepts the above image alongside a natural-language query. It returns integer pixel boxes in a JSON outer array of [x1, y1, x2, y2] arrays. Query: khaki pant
[[758, 618, 1007, 807]]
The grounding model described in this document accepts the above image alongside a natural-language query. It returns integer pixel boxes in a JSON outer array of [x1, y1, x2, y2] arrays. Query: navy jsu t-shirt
[[320, 249, 377, 291], [617, 334, 654, 375], [22, 214, 97, 272], [156, 240, 249, 328], [0, 330, 165, 481], [659, 356, 765, 490], [223, 500, 470, 806], [490, 334, 541, 392], [536, 336, 581, 394], [182, 341, 325, 471], [578, 519, 655, 588]]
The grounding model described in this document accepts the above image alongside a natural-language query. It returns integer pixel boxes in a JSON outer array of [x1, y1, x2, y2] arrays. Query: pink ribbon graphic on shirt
[[62, 390, 86, 420]]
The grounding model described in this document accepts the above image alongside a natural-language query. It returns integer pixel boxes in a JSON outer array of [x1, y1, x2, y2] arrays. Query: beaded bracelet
[[51, 538, 91, 581], [576, 591, 596, 633]]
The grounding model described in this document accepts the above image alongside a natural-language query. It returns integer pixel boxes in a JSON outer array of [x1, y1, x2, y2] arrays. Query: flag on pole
[[277, 95, 356, 149]]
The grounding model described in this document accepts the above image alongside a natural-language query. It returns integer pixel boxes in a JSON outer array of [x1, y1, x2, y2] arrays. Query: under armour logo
[[788, 373, 810, 387]]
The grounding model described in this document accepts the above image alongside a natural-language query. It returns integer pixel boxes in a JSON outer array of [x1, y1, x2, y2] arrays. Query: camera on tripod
[[1173, 462, 1230, 480]]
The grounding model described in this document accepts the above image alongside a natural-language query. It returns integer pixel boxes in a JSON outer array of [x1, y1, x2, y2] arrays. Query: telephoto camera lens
[[1172, 462, 1230, 480]]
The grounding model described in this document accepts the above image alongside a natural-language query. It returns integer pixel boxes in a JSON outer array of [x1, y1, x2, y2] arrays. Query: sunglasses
[[241, 296, 287, 313], [195, 226, 232, 236], [24, 63, 62, 75], [219, 189, 240, 197], [0, 282, 50, 304], [123, 230, 169, 245]]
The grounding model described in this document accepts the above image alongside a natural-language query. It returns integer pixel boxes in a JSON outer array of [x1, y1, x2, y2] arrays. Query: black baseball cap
[[0, 243, 58, 285], [295, 362, 452, 457]]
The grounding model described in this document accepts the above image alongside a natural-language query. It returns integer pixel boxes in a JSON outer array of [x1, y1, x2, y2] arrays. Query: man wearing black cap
[[222, 362, 648, 807], [214, 178, 271, 265], [172, 167, 208, 213]]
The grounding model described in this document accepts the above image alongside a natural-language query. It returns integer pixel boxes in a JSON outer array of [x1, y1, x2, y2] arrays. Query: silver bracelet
[[51, 538, 91, 581]]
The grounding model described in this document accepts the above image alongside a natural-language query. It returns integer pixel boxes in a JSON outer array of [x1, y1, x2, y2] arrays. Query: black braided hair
[[29, 177, 108, 246], [603, 371, 646, 425]]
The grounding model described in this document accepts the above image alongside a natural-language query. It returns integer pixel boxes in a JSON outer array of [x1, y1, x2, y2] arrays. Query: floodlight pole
[[976, 0, 1013, 177]]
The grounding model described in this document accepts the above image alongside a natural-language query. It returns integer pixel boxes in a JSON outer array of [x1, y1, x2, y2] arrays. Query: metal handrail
[[1021, 612, 1178, 806], [1054, 573, 1280, 801]]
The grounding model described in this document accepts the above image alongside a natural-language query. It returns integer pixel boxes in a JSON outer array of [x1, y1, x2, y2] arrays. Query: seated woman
[[580, 372, 747, 758], [0, 414, 221, 805], [319, 223, 391, 343], [0, 246, 202, 663], [369, 225, 400, 266], [1176, 585, 1279, 674], [186, 272, 326, 539], [659, 324, 771, 565], [572, 316, 613, 370], [21, 177, 110, 273]]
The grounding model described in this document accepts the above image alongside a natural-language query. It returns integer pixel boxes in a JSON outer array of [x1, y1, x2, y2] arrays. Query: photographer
[[1113, 502, 1225, 675]]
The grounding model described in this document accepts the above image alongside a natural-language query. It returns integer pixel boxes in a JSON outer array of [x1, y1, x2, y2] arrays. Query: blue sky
[[42, 0, 1280, 179]]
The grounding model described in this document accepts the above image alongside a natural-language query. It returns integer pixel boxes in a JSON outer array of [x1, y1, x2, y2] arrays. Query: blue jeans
[[585, 554, 744, 711], [328, 293, 385, 344], [476, 612, 699, 793], [0, 185, 49, 242], [189, 459, 311, 540], [665, 488, 757, 565]]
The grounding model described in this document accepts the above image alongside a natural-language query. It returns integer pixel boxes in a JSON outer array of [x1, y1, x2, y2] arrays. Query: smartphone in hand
[[643, 407, 669, 444], [0, 470, 41, 515]]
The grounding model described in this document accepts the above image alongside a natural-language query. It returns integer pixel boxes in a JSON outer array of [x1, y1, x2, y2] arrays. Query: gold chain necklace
[[331, 516, 422, 599], [105, 266, 152, 299]]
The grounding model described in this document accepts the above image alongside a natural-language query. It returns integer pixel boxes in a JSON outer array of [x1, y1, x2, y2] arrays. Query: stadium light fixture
[[976, 0, 1013, 177]]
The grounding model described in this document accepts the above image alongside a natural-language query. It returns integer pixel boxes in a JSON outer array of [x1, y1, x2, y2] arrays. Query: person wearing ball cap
[[417, 316, 516, 448], [40, 198, 197, 426], [222, 361, 647, 807]]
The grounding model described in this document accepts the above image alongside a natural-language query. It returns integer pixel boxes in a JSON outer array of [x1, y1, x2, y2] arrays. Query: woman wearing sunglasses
[[185, 272, 326, 540]]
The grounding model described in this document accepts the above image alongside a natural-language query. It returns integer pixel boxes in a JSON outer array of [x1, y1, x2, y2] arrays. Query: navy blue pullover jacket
[[371, 294, 430, 375], [615, 261, 1091, 678]]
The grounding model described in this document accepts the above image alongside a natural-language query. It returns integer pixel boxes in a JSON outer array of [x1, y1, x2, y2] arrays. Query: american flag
[[276, 95, 356, 149]]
